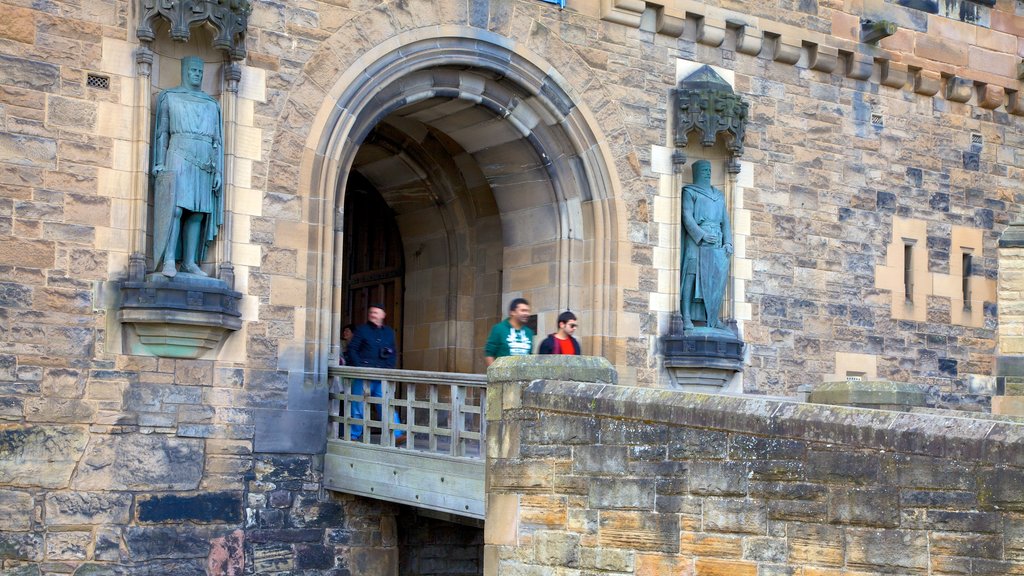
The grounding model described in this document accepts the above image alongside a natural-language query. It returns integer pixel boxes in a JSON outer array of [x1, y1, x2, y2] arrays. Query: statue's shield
[[152, 171, 175, 269], [699, 245, 728, 326]]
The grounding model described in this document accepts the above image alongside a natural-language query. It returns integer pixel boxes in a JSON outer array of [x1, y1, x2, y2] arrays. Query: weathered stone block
[[137, 492, 242, 524], [0, 424, 87, 488], [72, 434, 203, 490], [0, 55, 59, 92], [45, 530, 91, 560], [0, 133, 56, 169], [688, 461, 749, 495], [573, 445, 627, 474], [125, 527, 210, 561], [598, 511, 678, 553], [534, 530, 580, 567], [0, 490, 33, 530], [806, 450, 879, 485], [45, 492, 132, 526], [827, 486, 900, 527], [589, 478, 654, 510], [0, 531, 43, 561], [704, 498, 767, 534], [845, 528, 928, 572]]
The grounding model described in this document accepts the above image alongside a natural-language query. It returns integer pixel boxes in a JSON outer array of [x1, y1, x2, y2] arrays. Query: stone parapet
[[486, 378, 1024, 575], [598, 0, 1024, 113]]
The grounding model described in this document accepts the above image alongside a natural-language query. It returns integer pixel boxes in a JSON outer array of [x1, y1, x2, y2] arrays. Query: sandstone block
[[0, 55, 59, 92], [45, 492, 131, 526], [598, 511, 679, 553], [827, 486, 899, 527], [45, 530, 91, 560], [0, 424, 88, 488], [0, 238, 54, 268], [0, 133, 56, 169], [845, 528, 928, 572], [0, 490, 33, 530], [589, 477, 655, 509], [703, 498, 768, 534], [0, 531, 43, 561], [695, 558, 757, 576], [72, 434, 203, 491], [46, 96, 96, 131], [534, 530, 580, 567]]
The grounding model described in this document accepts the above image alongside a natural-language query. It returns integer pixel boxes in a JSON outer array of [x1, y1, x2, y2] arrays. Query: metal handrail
[[327, 366, 487, 459]]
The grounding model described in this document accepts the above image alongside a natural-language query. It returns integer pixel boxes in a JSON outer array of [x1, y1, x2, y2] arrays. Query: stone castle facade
[[2, 0, 1024, 574]]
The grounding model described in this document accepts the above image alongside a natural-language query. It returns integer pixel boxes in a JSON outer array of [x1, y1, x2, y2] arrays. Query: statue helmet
[[691, 159, 711, 179], [180, 56, 204, 81]]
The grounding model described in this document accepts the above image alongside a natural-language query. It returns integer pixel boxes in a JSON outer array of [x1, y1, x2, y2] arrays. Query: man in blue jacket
[[346, 304, 404, 444]]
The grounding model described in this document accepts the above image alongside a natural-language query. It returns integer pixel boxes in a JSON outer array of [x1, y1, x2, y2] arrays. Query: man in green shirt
[[485, 298, 535, 366]]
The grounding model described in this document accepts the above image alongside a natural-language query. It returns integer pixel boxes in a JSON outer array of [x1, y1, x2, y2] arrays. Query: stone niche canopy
[[673, 65, 749, 173], [136, 0, 252, 60]]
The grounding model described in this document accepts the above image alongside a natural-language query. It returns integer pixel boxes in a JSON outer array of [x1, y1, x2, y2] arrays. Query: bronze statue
[[151, 56, 223, 278], [680, 160, 732, 330]]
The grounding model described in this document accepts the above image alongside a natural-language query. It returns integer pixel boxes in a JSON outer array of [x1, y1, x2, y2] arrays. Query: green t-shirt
[[485, 318, 535, 358]]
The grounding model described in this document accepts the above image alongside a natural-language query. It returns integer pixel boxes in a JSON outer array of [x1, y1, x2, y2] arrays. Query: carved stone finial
[[224, 62, 242, 93], [136, 0, 252, 61], [135, 46, 154, 77], [672, 65, 749, 159]]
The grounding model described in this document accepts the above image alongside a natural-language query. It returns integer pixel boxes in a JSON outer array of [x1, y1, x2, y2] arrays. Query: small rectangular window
[[903, 243, 914, 303], [962, 252, 973, 310]]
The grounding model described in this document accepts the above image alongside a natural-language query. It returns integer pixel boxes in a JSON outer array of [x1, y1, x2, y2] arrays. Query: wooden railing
[[327, 366, 488, 459]]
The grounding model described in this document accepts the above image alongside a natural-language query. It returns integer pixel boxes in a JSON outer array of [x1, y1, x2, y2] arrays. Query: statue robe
[[680, 182, 731, 326]]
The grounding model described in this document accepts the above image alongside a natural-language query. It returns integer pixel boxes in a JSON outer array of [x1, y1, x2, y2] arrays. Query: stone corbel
[[1007, 90, 1024, 116], [807, 43, 838, 74], [657, 8, 685, 37], [945, 76, 974, 103], [600, 0, 644, 28], [880, 60, 908, 89], [729, 21, 762, 56], [771, 34, 802, 65], [844, 51, 874, 81], [913, 69, 941, 96], [695, 14, 726, 47], [977, 83, 1004, 109]]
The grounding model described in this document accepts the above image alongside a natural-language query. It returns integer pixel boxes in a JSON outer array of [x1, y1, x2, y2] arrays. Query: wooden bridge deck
[[324, 366, 487, 519]]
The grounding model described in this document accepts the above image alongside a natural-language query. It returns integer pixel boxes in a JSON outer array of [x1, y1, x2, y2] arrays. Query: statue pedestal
[[119, 272, 242, 359], [662, 317, 744, 393]]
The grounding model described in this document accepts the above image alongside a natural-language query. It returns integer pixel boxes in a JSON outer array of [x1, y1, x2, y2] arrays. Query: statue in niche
[[151, 56, 223, 278], [680, 160, 732, 330]]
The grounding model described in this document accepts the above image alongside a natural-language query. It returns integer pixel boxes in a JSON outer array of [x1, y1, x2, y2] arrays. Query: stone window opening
[[962, 251, 973, 310], [903, 242, 915, 303]]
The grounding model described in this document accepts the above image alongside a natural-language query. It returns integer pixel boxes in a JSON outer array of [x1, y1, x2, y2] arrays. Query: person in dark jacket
[[538, 310, 581, 355], [346, 304, 404, 443]]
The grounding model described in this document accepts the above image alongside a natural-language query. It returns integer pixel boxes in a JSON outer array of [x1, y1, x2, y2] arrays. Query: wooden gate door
[[343, 183, 404, 366]]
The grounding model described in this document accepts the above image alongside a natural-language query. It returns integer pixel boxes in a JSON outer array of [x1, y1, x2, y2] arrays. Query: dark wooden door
[[343, 180, 404, 366]]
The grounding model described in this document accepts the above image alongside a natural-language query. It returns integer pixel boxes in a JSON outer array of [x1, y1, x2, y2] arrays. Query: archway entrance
[[312, 33, 621, 376]]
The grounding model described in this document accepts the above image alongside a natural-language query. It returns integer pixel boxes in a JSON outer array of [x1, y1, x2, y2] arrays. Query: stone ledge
[[516, 380, 1024, 466], [487, 355, 618, 385]]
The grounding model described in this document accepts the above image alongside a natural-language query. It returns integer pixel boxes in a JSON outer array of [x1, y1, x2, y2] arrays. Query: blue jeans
[[349, 379, 404, 441]]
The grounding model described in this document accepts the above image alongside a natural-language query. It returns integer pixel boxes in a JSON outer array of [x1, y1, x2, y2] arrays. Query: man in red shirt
[[538, 311, 581, 355]]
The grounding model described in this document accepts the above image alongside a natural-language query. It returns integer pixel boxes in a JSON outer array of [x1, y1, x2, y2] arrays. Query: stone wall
[[3, 0, 1024, 573], [485, 370, 1024, 575]]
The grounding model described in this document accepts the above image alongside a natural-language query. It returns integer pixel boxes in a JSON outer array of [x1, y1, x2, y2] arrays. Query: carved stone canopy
[[137, 0, 252, 61], [673, 65, 749, 163]]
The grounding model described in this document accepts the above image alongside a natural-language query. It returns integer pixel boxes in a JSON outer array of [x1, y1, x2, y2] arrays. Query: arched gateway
[[295, 30, 623, 379]]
